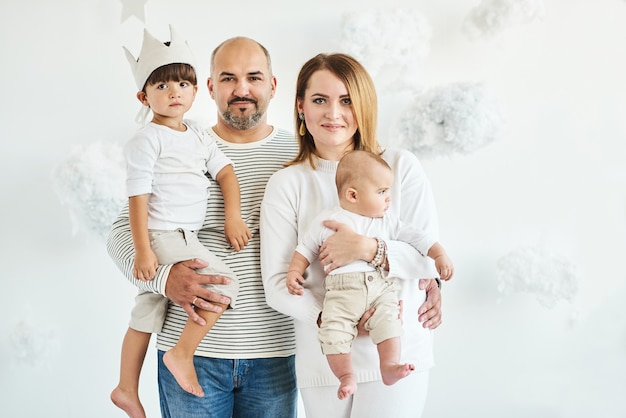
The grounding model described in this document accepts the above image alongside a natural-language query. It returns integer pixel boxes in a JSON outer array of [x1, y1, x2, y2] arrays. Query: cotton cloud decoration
[[464, 0, 545, 38], [389, 82, 506, 158], [53, 141, 126, 241], [10, 320, 59, 366], [340, 8, 432, 87], [496, 247, 580, 308]]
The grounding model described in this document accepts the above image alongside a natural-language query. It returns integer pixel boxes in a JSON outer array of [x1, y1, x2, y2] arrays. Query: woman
[[261, 53, 442, 417]]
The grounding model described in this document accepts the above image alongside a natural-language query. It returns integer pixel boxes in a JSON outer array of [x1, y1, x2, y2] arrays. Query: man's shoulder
[[260, 128, 298, 163], [270, 127, 298, 147], [272, 127, 295, 138]]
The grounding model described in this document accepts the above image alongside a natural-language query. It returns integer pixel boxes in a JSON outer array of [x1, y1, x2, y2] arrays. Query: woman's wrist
[[368, 237, 387, 268], [362, 236, 377, 262]]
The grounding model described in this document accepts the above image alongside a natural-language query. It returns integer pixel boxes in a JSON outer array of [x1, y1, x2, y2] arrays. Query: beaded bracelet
[[369, 237, 387, 268]]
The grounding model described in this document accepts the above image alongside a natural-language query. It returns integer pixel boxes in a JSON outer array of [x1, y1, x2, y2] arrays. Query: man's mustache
[[228, 97, 257, 105]]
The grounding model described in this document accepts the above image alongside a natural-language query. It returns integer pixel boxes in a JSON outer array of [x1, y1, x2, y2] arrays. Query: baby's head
[[335, 150, 394, 218]]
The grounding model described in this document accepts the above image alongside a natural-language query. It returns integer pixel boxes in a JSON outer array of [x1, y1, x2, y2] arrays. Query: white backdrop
[[1, 0, 625, 417]]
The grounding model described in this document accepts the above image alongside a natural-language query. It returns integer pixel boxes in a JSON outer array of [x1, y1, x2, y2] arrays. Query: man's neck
[[212, 120, 273, 144]]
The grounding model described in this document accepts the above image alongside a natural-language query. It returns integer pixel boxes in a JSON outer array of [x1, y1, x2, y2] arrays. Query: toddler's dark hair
[[144, 62, 197, 91]]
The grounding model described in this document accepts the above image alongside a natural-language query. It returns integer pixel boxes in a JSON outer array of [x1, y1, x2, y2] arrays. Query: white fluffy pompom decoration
[[463, 0, 545, 38], [390, 82, 506, 158], [10, 320, 59, 366], [53, 141, 126, 241], [496, 247, 580, 308], [340, 8, 432, 86]]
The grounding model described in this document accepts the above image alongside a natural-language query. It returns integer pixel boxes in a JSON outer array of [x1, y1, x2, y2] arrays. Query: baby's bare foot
[[111, 386, 146, 418], [381, 362, 415, 386], [163, 348, 205, 397], [337, 374, 357, 400]]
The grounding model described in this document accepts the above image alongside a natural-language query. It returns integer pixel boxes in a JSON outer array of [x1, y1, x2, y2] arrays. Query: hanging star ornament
[[120, 0, 148, 23]]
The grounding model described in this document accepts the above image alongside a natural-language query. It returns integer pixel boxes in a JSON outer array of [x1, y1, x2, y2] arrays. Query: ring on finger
[[192, 296, 198, 306]]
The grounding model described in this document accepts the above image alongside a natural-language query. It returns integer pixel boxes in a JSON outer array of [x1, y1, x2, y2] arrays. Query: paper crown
[[124, 25, 196, 90]]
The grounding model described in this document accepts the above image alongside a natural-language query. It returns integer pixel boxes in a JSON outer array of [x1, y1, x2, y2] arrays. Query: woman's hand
[[356, 300, 403, 336], [318, 307, 377, 337], [319, 220, 378, 272], [356, 307, 376, 336], [417, 278, 442, 329]]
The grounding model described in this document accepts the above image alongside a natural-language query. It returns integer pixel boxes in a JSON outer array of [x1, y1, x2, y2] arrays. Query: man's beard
[[222, 109, 263, 130]]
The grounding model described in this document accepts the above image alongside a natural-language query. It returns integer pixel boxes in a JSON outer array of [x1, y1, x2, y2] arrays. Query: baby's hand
[[435, 254, 454, 281], [133, 249, 159, 281], [286, 271, 306, 296], [224, 218, 252, 252]]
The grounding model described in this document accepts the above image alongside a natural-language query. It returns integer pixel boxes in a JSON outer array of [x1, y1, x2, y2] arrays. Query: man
[[108, 37, 299, 418]]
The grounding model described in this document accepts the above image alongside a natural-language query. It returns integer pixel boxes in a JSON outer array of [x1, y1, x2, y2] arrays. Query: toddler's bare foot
[[337, 374, 357, 400], [381, 362, 415, 386], [163, 348, 205, 397], [110, 386, 146, 418]]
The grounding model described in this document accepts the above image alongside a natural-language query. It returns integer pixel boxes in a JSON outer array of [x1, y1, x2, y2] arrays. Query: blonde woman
[[261, 53, 444, 418]]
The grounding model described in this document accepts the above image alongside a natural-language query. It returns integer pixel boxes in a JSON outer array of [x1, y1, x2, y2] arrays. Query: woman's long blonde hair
[[287, 53, 381, 168]]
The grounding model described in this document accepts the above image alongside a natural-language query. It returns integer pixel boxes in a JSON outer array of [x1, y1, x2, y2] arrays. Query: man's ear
[[207, 77, 214, 98], [136, 91, 149, 106]]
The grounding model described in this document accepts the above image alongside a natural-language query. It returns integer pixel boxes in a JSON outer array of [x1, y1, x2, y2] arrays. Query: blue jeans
[[157, 351, 297, 418]]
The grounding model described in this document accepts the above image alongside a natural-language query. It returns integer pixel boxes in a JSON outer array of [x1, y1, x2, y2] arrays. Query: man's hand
[[417, 278, 442, 329], [165, 259, 232, 326]]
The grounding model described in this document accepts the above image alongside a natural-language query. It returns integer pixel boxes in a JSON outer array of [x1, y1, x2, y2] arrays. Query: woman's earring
[[298, 113, 306, 136]]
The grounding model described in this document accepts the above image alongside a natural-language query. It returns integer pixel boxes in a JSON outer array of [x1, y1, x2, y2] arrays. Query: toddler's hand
[[224, 218, 251, 251], [133, 249, 159, 281]]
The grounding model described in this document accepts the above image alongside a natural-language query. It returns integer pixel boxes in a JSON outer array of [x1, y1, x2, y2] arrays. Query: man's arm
[[106, 204, 231, 325]]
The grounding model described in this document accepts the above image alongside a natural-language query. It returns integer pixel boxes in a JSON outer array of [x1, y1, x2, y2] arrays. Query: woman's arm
[[260, 172, 324, 325], [388, 149, 443, 329]]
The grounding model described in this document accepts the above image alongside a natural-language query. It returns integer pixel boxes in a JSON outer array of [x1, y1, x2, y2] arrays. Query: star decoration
[[120, 0, 148, 23]]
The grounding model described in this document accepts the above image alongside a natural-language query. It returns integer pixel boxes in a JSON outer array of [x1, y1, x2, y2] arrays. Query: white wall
[[1, 0, 625, 417]]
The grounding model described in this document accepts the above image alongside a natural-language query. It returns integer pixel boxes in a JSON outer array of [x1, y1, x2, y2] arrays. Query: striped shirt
[[107, 126, 298, 358]]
